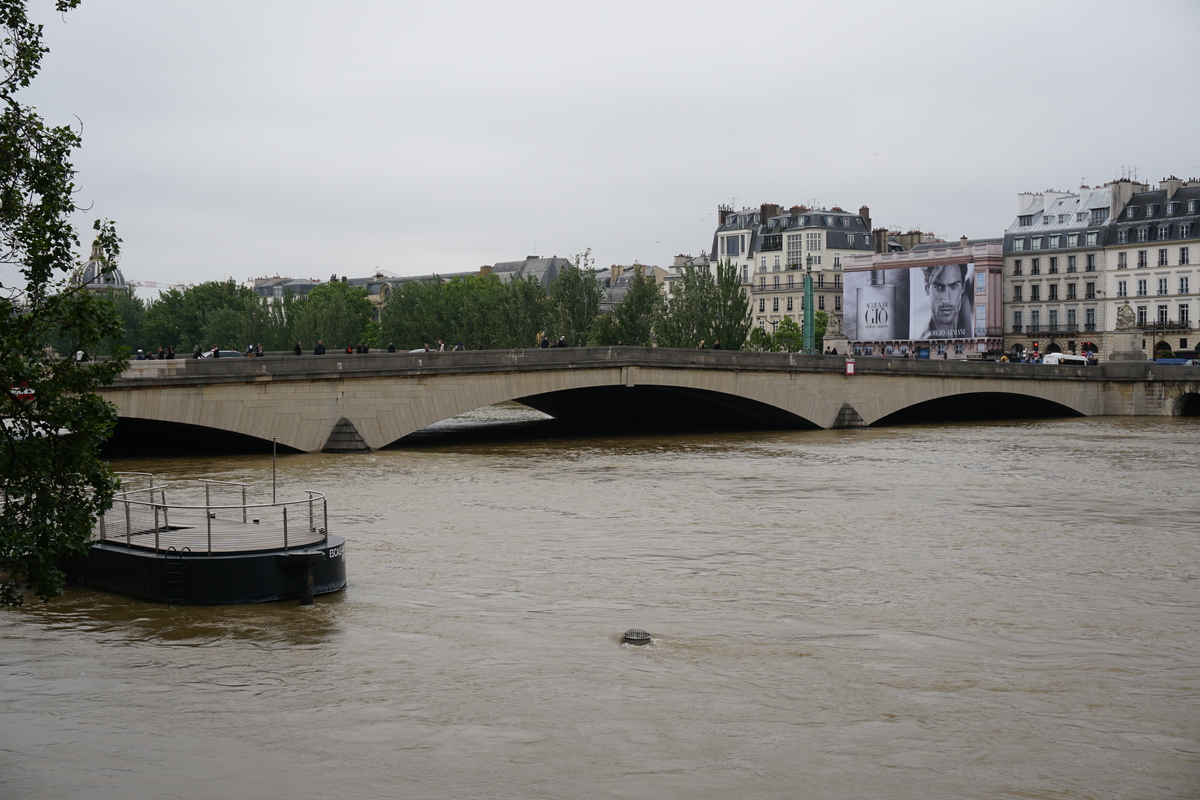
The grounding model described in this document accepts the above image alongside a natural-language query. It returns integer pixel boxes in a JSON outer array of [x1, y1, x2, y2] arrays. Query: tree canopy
[[1, 0, 128, 605], [657, 260, 751, 349]]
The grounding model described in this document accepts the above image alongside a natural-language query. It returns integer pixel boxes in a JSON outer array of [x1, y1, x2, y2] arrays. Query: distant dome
[[73, 240, 128, 293]]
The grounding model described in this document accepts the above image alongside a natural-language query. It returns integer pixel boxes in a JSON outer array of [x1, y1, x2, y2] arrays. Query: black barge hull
[[62, 536, 347, 604]]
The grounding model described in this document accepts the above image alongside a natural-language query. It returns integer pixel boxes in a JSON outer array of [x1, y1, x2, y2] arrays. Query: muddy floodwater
[[2, 408, 1198, 799]]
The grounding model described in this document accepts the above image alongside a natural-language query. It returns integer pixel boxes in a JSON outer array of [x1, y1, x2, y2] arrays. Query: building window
[[1091, 209, 1108, 224], [759, 276, 766, 289], [937, 344, 946, 355], [758, 298, 765, 312], [773, 255, 780, 270], [772, 297, 779, 312], [1086, 281, 1096, 299], [1067, 283, 1077, 300], [833, 254, 841, 268], [1190, 200, 1198, 213], [1138, 250, 1148, 268], [1137, 306, 1147, 326], [1127, 207, 1138, 219], [1158, 278, 1168, 295], [725, 236, 740, 257], [816, 274, 824, 288], [976, 273, 986, 294], [954, 343, 964, 355], [742, 265, 748, 283], [1067, 255, 1077, 272], [786, 297, 794, 312], [1086, 254, 1096, 271], [806, 232, 821, 251], [818, 295, 826, 310], [1118, 229, 1129, 244], [1168, 202, 1180, 215], [1117, 280, 1127, 298], [1137, 228, 1148, 242], [1049, 284, 1059, 300], [1158, 305, 1169, 324], [1180, 276, 1190, 294], [1181, 247, 1190, 266], [1048, 257, 1058, 273], [1181, 305, 1190, 326], [1013, 285, 1023, 302], [1068, 233, 1079, 247], [760, 256, 766, 270], [1181, 223, 1193, 238], [787, 234, 802, 266], [1049, 235, 1060, 248], [1031, 310, 1040, 330], [1030, 285, 1041, 301], [1086, 231, 1098, 246], [1013, 259, 1023, 275], [787, 274, 794, 288], [1118, 252, 1127, 268], [1031, 258, 1041, 275], [1019, 215, 1033, 227], [1067, 308, 1076, 329], [1159, 249, 1169, 267], [1013, 238, 1025, 251], [1085, 308, 1095, 330], [834, 296, 842, 311], [1031, 237, 1042, 250], [1137, 279, 1147, 296], [1158, 224, 1171, 240], [773, 275, 780, 289], [1013, 310, 1023, 331]]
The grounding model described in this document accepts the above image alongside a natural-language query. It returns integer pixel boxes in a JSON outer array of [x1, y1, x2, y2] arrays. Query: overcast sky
[[17, 0, 1200, 294]]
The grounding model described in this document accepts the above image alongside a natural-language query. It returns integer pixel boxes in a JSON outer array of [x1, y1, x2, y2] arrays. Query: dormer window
[[1189, 200, 1197, 214], [1019, 215, 1033, 226], [1059, 214, 1068, 223], [1146, 204, 1157, 216], [1090, 208, 1108, 223], [1043, 216, 1053, 225], [824, 216, 835, 225], [1167, 202, 1179, 215], [1126, 207, 1138, 219]]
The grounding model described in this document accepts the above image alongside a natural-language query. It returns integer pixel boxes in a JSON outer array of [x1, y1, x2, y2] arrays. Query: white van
[[1042, 353, 1089, 366]]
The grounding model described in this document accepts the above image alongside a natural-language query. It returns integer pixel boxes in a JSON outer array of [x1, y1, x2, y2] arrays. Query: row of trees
[[96, 256, 771, 355]]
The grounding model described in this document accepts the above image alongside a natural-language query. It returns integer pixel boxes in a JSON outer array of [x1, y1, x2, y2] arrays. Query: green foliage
[[142, 279, 257, 352], [549, 249, 602, 347], [774, 316, 804, 352], [657, 259, 750, 349], [813, 310, 828, 352], [292, 280, 374, 350], [1, 0, 128, 606], [612, 266, 662, 346], [747, 326, 775, 352]]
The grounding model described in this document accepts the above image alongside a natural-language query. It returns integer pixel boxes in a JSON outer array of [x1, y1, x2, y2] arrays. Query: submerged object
[[622, 628, 651, 645]]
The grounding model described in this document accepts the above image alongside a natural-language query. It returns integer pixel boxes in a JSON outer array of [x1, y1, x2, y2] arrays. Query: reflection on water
[[2, 406, 1198, 800]]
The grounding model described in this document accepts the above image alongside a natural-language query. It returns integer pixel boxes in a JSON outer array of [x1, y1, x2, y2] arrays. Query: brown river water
[[2, 406, 1198, 799]]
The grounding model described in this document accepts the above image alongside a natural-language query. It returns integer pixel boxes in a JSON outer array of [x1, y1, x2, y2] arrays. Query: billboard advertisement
[[843, 263, 975, 340]]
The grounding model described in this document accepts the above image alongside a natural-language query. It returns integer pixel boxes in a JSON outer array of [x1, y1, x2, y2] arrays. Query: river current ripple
[[2, 409, 1198, 799]]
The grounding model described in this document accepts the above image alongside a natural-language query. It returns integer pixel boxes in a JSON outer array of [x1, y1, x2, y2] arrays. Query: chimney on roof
[[526, 255, 539, 260], [1161, 176, 1183, 200], [611, 264, 623, 282], [479, 265, 493, 276], [960, 236, 969, 247], [718, 205, 733, 225], [760, 203, 780, 221], [859, 206, 871, 231]]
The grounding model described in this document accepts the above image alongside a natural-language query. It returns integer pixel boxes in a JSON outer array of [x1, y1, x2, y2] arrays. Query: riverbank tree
[[1, 0, 129, 605]]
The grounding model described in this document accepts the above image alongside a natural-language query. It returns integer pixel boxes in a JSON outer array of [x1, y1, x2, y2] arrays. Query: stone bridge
[[100, 348, 1200, 453]]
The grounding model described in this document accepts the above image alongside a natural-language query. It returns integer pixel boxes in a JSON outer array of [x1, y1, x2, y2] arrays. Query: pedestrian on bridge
[[293, 342, 302, 356], [314, 341, 326, 355]]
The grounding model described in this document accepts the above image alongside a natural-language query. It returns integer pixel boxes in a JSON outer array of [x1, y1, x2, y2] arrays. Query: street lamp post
[[802, 254, 816, 353]]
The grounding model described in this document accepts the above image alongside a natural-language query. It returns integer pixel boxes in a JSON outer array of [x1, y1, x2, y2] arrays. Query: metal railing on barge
[[94, 473, 328, 555]]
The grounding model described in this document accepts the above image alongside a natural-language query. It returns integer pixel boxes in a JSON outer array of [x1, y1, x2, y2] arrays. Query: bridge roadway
[[101, 347, 1200, 453]]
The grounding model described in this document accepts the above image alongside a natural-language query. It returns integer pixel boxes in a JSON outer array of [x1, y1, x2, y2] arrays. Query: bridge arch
[[873, 391, 1085, 426]]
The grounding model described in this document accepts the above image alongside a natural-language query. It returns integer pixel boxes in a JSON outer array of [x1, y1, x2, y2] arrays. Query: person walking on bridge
[[314, 340, 326, 355], [293, 341, 302, 356]]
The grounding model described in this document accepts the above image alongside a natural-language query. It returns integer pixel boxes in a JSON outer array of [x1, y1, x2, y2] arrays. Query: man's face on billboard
[[925, 266, 965, 326]]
